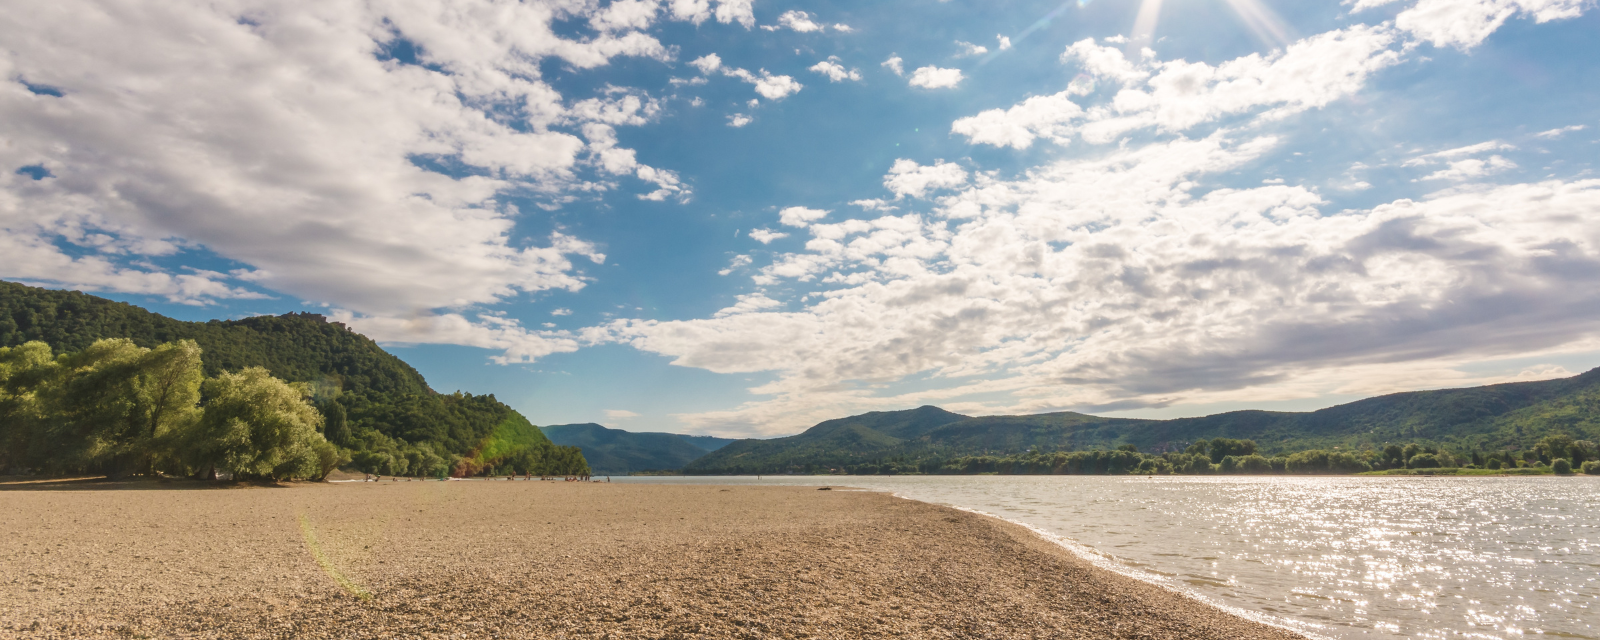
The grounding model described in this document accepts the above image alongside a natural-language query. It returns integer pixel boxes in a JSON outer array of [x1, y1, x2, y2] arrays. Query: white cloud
[[881, 55, 904, 76], [604, 409, 640, 419], [1394, 0, 1587, 49], [953, 26, 1401, 149], [552, 308, 573, 316], [1419, 155, 1518, 181], [752, 73, 803, 100], [833, 23, 854, 33], [883, 159, 968, 199], [810, 58, 862, 82], [333, 310, 581, 365], [850, 199, 899, 212], [591, 0, 658, 32], [690, 53, 723, 74], [908, 66, 964, 89], [714, 292, 783, 317], [718, 254, 753, 275], [997, 35, 1012, 50], [748, 228, 788, 244], [955, 41, 989, 57], [0, 0, 665, 314], [700, 59, 804, 101], [951, 93, 1085, 149], [727, 113, 753, 127], [668, 0, 755, 28], [1535, 124, 1587, 139], [773, 10, 825, 32], [779, 206, 830, 227]]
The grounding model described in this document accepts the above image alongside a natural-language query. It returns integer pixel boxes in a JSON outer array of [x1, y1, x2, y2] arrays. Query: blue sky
[[4, 0, 1599, 436]]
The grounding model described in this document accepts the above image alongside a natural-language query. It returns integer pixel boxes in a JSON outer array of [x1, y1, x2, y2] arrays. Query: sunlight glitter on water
[[618, 475, 1600, 639]]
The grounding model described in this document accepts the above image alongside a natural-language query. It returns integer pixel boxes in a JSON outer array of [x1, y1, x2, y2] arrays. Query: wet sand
[[0, 479, 1304, 639]]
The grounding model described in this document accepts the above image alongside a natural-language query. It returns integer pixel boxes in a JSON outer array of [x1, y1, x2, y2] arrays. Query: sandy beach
[[0, 479, 1303, 639]]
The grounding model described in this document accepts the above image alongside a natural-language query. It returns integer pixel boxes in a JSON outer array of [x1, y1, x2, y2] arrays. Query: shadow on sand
[[0, 476, 298, 491]]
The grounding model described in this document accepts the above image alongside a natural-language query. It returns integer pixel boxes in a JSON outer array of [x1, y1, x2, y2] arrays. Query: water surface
[[615, 475, 1600, 639]]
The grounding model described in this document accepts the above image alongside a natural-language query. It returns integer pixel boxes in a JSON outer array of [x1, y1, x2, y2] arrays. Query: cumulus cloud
[[769, 10, 825, 32], [778, 206, 830, 226], [883, 159, 968, 199], [0, 0, 677, 319], [752, 73, 804, 100], [748, 228, 788, 244], [727, 113, 753, 127], [690, 53, 723, 74], [997, 35, 1012, 50], [810, 58, 862, 82], [668, 0, 755, 28], [908, 66, 964, 89], [881, 55, 905, 76], [694, 55, 804, 101], [1394, 0, 1587, 49], [953, 27, 1401, 149]]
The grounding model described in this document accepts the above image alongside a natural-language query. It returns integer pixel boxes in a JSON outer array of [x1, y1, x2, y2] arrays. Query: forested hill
[[0, 280, 429, 396], [684, 370, 1600, 474], [0, 280, 585, 477], [540, 423, 735, 475]]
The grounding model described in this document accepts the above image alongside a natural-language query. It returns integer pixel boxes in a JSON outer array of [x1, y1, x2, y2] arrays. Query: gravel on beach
[[0, 478, 1305, 639]]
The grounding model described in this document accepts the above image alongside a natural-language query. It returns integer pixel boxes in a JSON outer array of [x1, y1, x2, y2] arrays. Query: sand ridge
[[0, 479, 1305, 639]]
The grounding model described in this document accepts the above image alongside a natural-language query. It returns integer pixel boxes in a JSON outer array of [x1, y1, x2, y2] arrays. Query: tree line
[[0, 339, 588, 481], [784, 436, 1600, 476]]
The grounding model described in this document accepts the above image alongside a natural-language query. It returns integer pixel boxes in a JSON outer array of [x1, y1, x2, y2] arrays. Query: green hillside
[[684, 406, 967, 473], [540, 423, 732, 474], [0, 280, 587, 477], [684, 371, 1600, 474]]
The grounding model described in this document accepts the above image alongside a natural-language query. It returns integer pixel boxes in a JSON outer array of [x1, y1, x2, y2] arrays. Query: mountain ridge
[[684, 370, 1600, 474]]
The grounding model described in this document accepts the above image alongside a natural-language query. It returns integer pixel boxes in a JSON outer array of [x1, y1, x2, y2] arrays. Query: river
[[613, 475, 1600, 639]]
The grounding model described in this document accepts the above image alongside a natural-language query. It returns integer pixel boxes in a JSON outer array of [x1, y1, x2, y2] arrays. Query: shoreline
[[1, 479, 1305, 639]]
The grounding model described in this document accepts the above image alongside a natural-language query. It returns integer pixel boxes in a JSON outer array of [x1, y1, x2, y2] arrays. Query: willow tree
[[184, 367, 334, 481]]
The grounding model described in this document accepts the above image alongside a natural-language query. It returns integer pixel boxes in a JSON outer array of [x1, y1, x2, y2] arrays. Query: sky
[[3, 0, 1600, 437]]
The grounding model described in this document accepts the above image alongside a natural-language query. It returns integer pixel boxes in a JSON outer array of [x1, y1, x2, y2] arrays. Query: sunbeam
[[1224, 0, 1295, 48], [1130, 0, 1295, 52]]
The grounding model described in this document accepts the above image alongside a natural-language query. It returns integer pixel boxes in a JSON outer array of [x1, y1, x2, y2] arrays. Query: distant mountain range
[[540, 423, 735, 474], [686, 369, 1600, 474]]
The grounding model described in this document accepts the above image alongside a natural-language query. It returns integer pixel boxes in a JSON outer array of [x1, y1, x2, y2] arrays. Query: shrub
[[1486, 458, 1502, 470], [1583, 461, 1600, 475], [1551, 458, 1572, 475]]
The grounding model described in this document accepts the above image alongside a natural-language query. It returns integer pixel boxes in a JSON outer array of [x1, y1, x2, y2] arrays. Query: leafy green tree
[[1551, 458, 1573, 474], [1486, 458, 1502, 470], [1408, 453, 1440, 469], [1535, 434, 1575, 464], [1206, 438, 1258, 463], [183, 367, 328, 481]]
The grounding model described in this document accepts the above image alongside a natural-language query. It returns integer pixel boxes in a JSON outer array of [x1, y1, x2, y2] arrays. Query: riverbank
[[0, 479, 1303, 639]]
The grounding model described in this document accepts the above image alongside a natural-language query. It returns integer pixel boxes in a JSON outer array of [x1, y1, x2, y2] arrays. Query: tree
[[128, 340, 204, 475], [1534, 434, 1574, 465], [1551, 458, 1573, 474], [183, 367, 328, 481]]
